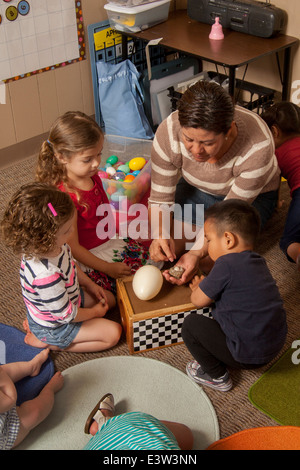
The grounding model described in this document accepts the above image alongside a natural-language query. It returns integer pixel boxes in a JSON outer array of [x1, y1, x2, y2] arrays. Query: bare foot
[[23, 319, 30, 333], [44, 371, 64, 394], [89, 407, 114, 436], [24, 330, 48, 349], [30, 349, 50, 377]]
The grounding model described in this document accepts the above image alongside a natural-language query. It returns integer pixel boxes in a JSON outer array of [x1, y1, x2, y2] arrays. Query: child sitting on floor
[[83, 393, 193, 451], [35, 111, 156, 294], [0, 349, 63, 449], [0, 183, 121, 352], [181, 199, 287, 392], [261, 101, 300, 268]]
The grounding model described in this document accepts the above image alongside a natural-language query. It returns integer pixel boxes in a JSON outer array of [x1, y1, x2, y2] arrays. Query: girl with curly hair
[[1, 183, 121, 352]]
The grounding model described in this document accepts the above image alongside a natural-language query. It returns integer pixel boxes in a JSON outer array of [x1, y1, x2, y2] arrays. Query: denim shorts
[[26, 288, 84, 349], [27, 314, 82, 349]]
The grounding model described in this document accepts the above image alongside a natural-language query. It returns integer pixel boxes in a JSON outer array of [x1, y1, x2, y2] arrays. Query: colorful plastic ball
[[106, 167, 116, 176], [106, 155, 118, 165], [112, 171, 126, 181], [110, 201, 119, 210], [106, 186, 117, 195], [117, 164, 130, 174], [132, 170, 140, 177], [129, 157, 146, 171], [124, 174, 135, 182], [98, 170, 108, 179], [104, 162, 112, 168], [111, 191, 125, 202]]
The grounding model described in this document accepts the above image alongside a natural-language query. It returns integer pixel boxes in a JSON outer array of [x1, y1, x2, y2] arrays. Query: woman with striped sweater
[[148, 80, 280, 284]]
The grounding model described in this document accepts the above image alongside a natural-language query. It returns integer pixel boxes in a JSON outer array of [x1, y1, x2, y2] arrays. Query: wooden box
[[116, 276, 212, 354]]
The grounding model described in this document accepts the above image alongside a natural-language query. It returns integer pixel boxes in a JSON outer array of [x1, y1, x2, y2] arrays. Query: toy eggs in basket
[[98, 155, 151, 209], [98, 135, 152, 209]]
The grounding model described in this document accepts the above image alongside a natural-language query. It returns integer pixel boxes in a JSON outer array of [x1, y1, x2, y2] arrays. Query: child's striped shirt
[[20, 244, 81, 327]]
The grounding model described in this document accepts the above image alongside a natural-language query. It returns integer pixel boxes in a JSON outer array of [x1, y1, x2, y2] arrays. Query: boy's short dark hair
[[204, 199, 261, 245]]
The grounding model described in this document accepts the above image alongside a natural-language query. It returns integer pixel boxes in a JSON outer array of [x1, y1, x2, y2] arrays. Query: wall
[[0, 0, 299, 156], [0, 0, 108, 153]]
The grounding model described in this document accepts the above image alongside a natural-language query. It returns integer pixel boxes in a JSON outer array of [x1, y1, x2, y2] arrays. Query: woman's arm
[[0, 368, 17, 413]]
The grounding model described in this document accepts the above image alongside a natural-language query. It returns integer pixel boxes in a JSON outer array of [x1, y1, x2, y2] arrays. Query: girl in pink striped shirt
[[1, 183, 122, 352]]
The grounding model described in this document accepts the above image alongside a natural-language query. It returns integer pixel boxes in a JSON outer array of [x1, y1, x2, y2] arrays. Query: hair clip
[[47, 139, 52, 146], [48, 203, 57, 217]]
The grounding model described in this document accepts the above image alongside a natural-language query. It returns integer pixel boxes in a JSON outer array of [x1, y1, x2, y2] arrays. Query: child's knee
[[109, 322, 122, 347], [107, 291, 116, 309]]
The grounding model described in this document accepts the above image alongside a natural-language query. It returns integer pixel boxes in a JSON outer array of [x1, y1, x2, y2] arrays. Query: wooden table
[[121, 9, 299, 100]]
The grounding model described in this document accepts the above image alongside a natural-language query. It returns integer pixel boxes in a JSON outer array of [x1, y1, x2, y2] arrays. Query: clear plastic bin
[[104, 0, 170, 33], [107, 0, 160, 8], [98, 135, 152, 209]]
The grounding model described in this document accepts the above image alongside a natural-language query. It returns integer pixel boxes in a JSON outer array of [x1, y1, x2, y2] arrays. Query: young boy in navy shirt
[[182, 199, 287, 392]]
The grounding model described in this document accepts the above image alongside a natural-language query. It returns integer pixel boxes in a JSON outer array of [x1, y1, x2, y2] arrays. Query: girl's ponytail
[[36, 139, 66, 185]]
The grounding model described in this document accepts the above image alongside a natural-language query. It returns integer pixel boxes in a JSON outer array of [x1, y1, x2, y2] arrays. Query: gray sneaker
[[186, 360, 232, 392]]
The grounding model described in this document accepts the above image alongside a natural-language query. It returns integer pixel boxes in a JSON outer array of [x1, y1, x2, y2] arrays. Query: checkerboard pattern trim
[[133, 307, 212, 352]]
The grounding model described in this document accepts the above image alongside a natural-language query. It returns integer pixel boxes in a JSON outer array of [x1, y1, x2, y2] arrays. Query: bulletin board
[[0, 0, 85, 83]]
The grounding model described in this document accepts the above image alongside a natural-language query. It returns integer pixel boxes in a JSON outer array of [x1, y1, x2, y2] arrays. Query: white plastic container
[[98, 134, 152, 208], [107, 0, 161, 8], [104, 0, 170, 33]]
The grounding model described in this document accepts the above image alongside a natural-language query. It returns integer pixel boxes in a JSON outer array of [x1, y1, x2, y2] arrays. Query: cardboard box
[[117, 275, 212, 354]]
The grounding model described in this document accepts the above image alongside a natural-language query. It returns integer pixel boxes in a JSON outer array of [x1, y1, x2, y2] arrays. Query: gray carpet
[[17, 356, 219, 450], [1, 155, 300, 441]]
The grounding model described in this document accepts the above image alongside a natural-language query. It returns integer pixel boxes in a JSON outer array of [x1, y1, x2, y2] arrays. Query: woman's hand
[[149, 238, 176, 263], [163, 251, 200, 285]]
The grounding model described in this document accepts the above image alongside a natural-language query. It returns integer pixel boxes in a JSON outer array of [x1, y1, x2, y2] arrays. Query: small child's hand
[[93, 299, 109, 318], [106, 262, 131, 279], [189, 275, 203, 292], [87, 282, 108, 305]]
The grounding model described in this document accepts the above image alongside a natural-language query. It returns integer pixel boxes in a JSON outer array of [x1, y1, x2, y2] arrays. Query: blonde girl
[[1, 183, 121, 352], [36, 111, 153, 293]]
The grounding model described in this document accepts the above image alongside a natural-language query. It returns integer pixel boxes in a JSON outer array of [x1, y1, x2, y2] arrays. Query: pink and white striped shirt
[[20, 244, 81, 327]]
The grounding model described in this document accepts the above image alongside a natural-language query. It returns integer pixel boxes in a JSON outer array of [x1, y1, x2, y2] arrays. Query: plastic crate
[[98, 134, 152, 209], [168, 71, 276, 115]]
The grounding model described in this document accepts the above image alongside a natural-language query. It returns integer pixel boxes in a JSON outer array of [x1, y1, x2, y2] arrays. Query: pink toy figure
[[209, 17, 224, 40]]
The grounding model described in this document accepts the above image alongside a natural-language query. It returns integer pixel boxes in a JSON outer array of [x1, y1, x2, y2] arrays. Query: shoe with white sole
[[186, 360, 232, 392]]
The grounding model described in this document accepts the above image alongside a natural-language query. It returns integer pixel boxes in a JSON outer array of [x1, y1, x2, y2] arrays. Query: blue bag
[[97, 60, 154, 139]]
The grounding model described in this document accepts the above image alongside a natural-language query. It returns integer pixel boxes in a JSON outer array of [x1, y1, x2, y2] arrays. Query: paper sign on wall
[[0, 0, 85, 83]]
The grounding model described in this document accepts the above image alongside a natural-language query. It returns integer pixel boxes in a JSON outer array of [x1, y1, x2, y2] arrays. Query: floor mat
[[207, 426, 300, 450], [16, 356, 219, 450], [248, 344, 300, 426]]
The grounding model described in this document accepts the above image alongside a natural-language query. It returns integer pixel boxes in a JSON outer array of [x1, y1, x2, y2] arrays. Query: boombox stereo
[[187, 0, 287, 38]]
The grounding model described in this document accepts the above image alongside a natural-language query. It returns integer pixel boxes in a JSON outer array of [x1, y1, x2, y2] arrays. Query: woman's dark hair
[[261, 101, 300, 136], [177, 80, 234, 134], [205, 199, 261, 246]]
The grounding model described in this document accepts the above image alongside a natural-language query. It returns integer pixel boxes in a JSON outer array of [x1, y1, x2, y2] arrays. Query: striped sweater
[[149, 106, 280, 206], [20, 244, 81, 328]]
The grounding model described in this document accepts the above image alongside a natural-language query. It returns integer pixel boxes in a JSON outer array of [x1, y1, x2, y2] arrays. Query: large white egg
[[132, 265, 163, 301]]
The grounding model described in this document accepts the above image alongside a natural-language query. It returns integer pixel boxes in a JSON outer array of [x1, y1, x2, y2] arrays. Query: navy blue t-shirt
[[199, 251, 287, 364]]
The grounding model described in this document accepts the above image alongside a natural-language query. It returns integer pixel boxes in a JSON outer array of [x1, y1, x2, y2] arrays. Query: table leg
[[282, 47, 292, 101], [228, 67, 236, 98]]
